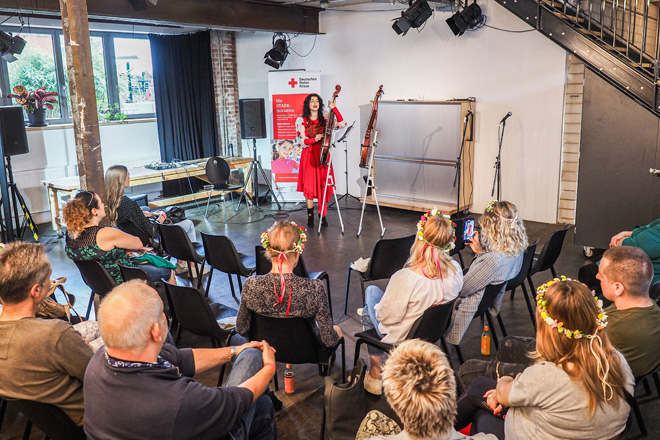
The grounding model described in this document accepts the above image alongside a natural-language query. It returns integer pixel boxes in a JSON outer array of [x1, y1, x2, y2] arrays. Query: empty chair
[[202, 232, 255, 301], [452, 282, 507, 365], [157, 223, 206, 288], [204, 157, 243, 221], [344, 234, 415, 315], [162, 281, 234, 385], [9, 399, 86, 440], [527, 224, 571, 293], [507, 238, 540, 327], [353, 299, 456, 368], [72, 260, 117, 319]]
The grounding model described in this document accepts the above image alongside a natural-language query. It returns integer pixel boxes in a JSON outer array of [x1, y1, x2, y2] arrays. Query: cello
[[319, 85, 341, 166], [359, 85, 384, 168]]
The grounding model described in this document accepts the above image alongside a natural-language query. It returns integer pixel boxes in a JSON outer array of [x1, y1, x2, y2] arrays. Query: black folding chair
[[9, 399, 86, 440], [507, 238, 540, 328], [120, 264, 173, 327], [344, 235, 415, 315], [72, 260, 117, 319], [162, 281, 234, 386], [204, 157, 243, 221], [157, 223, 206, 288], [255, 245, 333, 317], [117, 220, 152, 248], [452, 282, 507, 365], [527, 224, 571, 293], [201, 232, 255, 301], [353, 299, 457, 367], [649, 280, 660, 303]]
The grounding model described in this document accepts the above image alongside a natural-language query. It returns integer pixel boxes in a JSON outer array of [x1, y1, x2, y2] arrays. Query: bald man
[[83, 280, 278, 440]]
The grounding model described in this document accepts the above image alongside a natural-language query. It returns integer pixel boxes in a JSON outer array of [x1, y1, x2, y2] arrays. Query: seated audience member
[[455, 278, 634, 440], [355, 340, 497, 440], [580, 217, 660, 295], [359, 210, 463, 394], [0, 242, 93, 426], [105, 164, 197, 247], [597, 246, 660, 377], [63, 190, 175, 285], [445, 201, 527, 346], [84, 280, 277, 440], [236, 221, 341, 348]]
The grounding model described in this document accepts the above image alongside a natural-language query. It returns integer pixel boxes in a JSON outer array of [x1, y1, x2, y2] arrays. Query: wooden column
[[59, 0, 104, 196]]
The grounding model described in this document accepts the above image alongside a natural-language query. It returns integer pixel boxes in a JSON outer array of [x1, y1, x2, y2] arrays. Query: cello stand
[[357, 131, 386, 238], [318, 143, 345, 236], [334, 121, 359, 206]]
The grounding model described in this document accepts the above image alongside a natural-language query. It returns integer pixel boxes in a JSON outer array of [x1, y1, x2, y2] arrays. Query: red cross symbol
[[288, 78, 298, 88]]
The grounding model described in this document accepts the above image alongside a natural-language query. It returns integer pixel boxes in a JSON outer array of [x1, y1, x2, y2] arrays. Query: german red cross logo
[[288, 78, 298, 88]]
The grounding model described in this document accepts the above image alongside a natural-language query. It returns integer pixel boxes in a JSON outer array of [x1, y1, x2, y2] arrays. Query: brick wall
[[210, 30, 242, 157], [558, 54, 585, 224]]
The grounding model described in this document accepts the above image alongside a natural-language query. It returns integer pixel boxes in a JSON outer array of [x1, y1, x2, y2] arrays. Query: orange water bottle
[[284, 364, 295, 394], [481, 326, 491, 356]]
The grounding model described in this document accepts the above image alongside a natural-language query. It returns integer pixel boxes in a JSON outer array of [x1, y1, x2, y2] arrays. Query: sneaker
[[356, 307, 364, 317], [175, 260, 188, 275], [364, 372, 382, 395]]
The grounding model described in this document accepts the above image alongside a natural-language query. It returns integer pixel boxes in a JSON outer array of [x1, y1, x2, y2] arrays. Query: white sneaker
[[364, 372, 382, 395], [356, 308, 364, 317], [175, 260, 188, 275]]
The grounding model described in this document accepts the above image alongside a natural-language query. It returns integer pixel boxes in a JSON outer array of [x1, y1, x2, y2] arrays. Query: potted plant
[[8, 85, 59, 127]]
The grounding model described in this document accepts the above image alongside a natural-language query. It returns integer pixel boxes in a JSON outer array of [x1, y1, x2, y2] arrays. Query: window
[[1, 27, 156, 124]]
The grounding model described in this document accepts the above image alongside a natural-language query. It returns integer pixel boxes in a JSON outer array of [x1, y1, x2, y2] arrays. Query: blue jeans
[[225, 335, 277, 440], [360, 285, 386, 355]]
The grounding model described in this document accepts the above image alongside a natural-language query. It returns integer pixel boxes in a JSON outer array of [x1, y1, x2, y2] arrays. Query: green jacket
[[622, 217, 660, 284]]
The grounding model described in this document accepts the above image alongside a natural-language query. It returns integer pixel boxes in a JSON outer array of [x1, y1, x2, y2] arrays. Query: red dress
[[296, 108, 343, 217]]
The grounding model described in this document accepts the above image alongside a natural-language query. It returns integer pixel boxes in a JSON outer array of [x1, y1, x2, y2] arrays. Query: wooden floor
[[7, 196, 658, 439]]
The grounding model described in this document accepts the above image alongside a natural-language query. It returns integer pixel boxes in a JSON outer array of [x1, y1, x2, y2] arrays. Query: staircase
[[494, 0, 660, 114]]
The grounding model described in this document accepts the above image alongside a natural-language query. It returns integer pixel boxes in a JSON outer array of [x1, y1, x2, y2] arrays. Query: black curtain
[[149, 31, 219, 162]]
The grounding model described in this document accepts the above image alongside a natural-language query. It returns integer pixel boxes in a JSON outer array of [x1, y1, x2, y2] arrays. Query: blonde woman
[[360, 210, 463, 394], [104, 165, 197, 244], [455, 278, 633, 440], [445, 201, 528, 346]]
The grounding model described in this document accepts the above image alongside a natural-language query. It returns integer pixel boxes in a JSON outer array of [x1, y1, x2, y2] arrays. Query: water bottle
[[284, 364, 295, 394], [481, 325, 491, 356]]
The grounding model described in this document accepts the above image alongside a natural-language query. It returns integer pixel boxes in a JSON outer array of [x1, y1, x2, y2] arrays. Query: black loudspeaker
[[239, 98, 267, 140], [0, 106, 28, 157]]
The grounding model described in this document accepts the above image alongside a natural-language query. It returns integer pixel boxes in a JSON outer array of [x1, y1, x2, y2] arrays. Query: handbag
[[323, 359, 401, 440], [36, 277, 82, 323], [165, 206, 187, 223]]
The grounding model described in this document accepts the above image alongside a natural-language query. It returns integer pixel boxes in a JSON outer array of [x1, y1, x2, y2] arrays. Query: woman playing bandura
[[295, 93, 346, 228]]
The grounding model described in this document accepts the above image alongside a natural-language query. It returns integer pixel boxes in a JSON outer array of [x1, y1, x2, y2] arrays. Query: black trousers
[[455, 376, 505, 440]]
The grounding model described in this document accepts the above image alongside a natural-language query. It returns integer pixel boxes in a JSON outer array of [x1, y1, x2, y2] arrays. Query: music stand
[[334, 121, 360, 205]]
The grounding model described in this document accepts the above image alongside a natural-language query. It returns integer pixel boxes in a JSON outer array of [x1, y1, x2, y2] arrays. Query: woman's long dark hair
[[302, 94, 326, 126]]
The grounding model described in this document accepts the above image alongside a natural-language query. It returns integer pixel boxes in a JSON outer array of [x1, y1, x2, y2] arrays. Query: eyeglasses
[[76, 190, 96, 207]]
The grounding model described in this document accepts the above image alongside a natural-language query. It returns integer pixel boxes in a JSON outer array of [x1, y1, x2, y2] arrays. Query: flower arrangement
[[416, 207, 456, 250], [8, 85, 58, 114]]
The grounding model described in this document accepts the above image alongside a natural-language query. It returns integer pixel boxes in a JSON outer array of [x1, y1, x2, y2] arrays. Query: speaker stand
[[236, 139, 281, 212], [0, 156, 38, 241]]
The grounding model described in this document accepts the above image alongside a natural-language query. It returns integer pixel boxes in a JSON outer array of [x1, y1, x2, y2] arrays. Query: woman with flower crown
[[445, 201, 528, 346], [454, 278, 634, 440], [359, 210, 464, 395], [236, 221, 342, 350]]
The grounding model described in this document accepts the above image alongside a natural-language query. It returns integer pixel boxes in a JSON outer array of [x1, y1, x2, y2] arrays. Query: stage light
[[446, 2, 483, 36], [392, 0, 433, 36], [0, 30, 25, 63], [264, 34, 289, 69]]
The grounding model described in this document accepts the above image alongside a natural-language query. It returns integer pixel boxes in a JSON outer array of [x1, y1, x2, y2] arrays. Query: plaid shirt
[[445, 251, 523, 345]]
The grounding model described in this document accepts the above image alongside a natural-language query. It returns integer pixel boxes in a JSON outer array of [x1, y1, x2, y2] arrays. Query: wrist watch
[[230, 346, 237, 364]]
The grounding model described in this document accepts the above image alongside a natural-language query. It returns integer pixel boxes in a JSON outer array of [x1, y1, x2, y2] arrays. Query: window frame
[[0, 26, 156, 124]]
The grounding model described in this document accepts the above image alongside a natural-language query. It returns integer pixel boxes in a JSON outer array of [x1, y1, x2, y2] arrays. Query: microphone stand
[[491, 117, 508, 200], [334, 121, 360, 206], [453, 111, 472, 217]]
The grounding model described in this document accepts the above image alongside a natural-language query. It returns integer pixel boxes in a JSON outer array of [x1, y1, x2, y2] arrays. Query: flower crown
[[485, 200, 497, 212], [261, 223, 307, 255], [416, 208, 456, 251], [485, 200, 518, 228], [536, 276, 607, 339]]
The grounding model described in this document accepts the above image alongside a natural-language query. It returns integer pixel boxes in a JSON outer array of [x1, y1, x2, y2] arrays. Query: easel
[[357, 131, 386, 238], [318, 134, 345, 235]]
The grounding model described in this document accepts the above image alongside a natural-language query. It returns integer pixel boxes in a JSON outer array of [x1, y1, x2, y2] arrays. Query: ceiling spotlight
[[0, 30, 25, 63], [446, 2, 483, 36], [264, 34, 289, 70], [392, 0, 433, 36]]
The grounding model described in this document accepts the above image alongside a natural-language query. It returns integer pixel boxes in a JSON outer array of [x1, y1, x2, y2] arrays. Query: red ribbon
[[272, 252, 293, 317], [419, 244, 443, 280]]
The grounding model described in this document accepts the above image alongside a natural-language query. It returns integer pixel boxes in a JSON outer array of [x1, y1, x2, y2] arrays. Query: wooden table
[[42, 157, 252, 235]]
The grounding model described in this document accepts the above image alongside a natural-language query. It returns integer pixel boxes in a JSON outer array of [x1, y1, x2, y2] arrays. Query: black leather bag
[[165, 206, 187, 223]]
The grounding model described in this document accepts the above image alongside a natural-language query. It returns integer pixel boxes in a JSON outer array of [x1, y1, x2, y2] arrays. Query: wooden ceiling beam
[[0, 0, 320, 34]]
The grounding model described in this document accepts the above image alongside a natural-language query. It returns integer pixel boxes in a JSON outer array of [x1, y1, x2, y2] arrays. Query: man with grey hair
[[0, 241, 93, 426], [83, 280, 278, 439]]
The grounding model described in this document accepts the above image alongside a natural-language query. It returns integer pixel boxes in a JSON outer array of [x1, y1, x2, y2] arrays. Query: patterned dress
[[295, 107, 343, 217], [65, 226, 132, 284]]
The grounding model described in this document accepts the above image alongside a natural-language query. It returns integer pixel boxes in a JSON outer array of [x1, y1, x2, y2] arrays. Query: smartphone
[[463, 218, 475, 242]]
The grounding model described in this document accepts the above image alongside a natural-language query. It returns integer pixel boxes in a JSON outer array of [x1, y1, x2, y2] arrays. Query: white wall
[[236, 1, 568, 224], [12, 120, 161, 224]]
